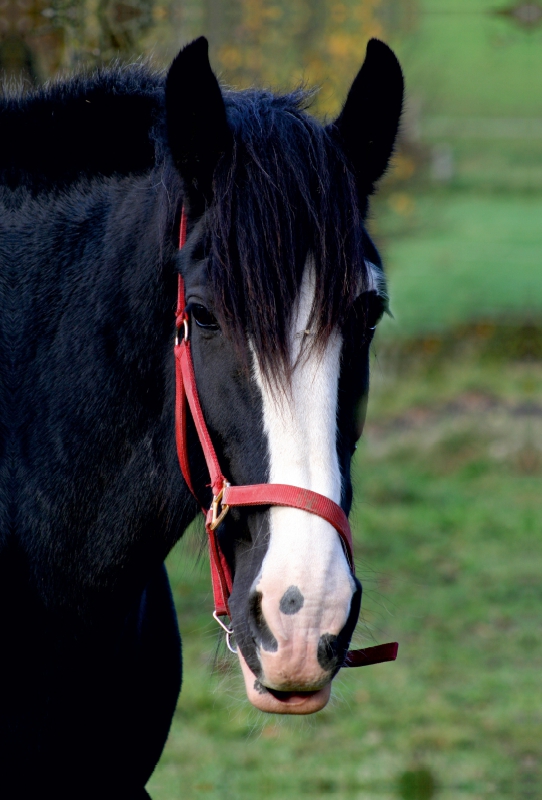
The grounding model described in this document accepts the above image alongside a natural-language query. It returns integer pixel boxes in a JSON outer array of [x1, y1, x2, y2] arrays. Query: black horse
[[0, 38, 403, 798]]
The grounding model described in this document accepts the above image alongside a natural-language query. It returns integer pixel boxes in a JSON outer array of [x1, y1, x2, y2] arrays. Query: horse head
[[165, 37, 403, 714]]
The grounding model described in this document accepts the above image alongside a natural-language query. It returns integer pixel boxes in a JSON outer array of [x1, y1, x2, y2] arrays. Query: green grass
[[147, 357, 541, 800], [399, 0, 542, 119], [370, 190, 542, 338]]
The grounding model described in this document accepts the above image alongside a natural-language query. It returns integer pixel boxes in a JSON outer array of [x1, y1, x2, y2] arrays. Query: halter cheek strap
[[174, 208, 398, 669]]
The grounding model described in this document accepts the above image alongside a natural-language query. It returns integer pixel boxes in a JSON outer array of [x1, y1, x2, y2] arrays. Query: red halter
[[174, 209, 398, 669]]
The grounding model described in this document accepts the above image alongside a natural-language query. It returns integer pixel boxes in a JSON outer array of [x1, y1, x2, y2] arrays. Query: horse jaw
[[237, 649, 331, 715]]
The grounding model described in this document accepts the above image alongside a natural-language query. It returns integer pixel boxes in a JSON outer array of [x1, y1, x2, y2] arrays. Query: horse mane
[[201, 87, 376, 379], [0, 64, 163, 186]]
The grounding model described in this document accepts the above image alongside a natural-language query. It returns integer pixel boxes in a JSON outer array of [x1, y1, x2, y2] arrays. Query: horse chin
[[237, 649, 332, 715]]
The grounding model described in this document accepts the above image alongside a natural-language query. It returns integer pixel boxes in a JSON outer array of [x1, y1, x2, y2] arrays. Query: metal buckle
[[212, 610, 237, 654], [174, 316, 189, 346], [209, 483, 230, 530]]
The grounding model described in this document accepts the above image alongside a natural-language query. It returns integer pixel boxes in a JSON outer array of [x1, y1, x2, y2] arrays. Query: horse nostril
[[318, 580, 362, 673], [317, 633, 340, 671], [248, 590, 278, 652]]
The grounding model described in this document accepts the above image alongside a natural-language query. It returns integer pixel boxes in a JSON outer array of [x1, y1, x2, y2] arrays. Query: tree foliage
[[0, 0, 413, 115]]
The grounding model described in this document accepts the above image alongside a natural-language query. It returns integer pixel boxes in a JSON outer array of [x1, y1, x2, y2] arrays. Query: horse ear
[[329, 39, 404, 195], [165, 37, 233, 209]]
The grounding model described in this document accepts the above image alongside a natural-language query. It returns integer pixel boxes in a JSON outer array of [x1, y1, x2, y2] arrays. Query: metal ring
[[226, 630, 238, 655], [212, 610, 238, 654], [174, 317, 190, 346], [212, 610, 233, 635]]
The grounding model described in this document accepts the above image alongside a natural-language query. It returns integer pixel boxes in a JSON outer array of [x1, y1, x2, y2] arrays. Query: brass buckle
[[209, 483, 230, 530]]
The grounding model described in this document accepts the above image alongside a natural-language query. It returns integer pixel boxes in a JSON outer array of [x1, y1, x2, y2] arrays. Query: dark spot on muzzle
[[248, 590, 278, 652], [317, 633, 340, 671], [279, 585, 305, 615], [254, 679, 269, 695]]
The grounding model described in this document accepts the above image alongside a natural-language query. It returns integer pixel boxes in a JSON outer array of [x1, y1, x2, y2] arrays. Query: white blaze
[[251, 265, 356, 686]]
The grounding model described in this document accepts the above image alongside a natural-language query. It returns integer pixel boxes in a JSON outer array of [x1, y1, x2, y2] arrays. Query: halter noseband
[[174, 208, 398, 669]]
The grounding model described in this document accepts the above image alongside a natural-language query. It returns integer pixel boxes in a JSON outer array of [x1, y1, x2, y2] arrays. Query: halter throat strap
[[174, 208, 398, 669]]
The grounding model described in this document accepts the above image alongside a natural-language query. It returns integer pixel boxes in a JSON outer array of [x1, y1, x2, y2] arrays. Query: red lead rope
[[174, 208, 398, 669]]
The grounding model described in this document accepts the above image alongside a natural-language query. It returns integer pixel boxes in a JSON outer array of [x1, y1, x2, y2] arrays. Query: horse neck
[[5, 171, 194, 622]]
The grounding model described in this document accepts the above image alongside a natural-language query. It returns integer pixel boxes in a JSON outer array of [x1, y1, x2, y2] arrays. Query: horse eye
[[191, 304, 220, 331], [358, 291, 385, 332]]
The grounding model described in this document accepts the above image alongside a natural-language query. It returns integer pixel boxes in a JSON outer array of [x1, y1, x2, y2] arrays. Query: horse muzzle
[[237, 648, 333, 714], [233, 570, 361, 714]]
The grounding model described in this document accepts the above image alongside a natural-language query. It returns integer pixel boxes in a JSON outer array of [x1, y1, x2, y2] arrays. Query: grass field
[[148, 352, 540, 800]]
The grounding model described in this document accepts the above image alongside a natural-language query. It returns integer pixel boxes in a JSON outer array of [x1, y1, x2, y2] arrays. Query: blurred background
[[3, 1, 539, 798]]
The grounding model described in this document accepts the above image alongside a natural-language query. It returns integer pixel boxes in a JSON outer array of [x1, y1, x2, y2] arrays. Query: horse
[[0, 36, 403, 798]]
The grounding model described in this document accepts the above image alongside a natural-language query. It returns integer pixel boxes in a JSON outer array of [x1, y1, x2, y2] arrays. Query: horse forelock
[[200, 88, 379, 381]]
